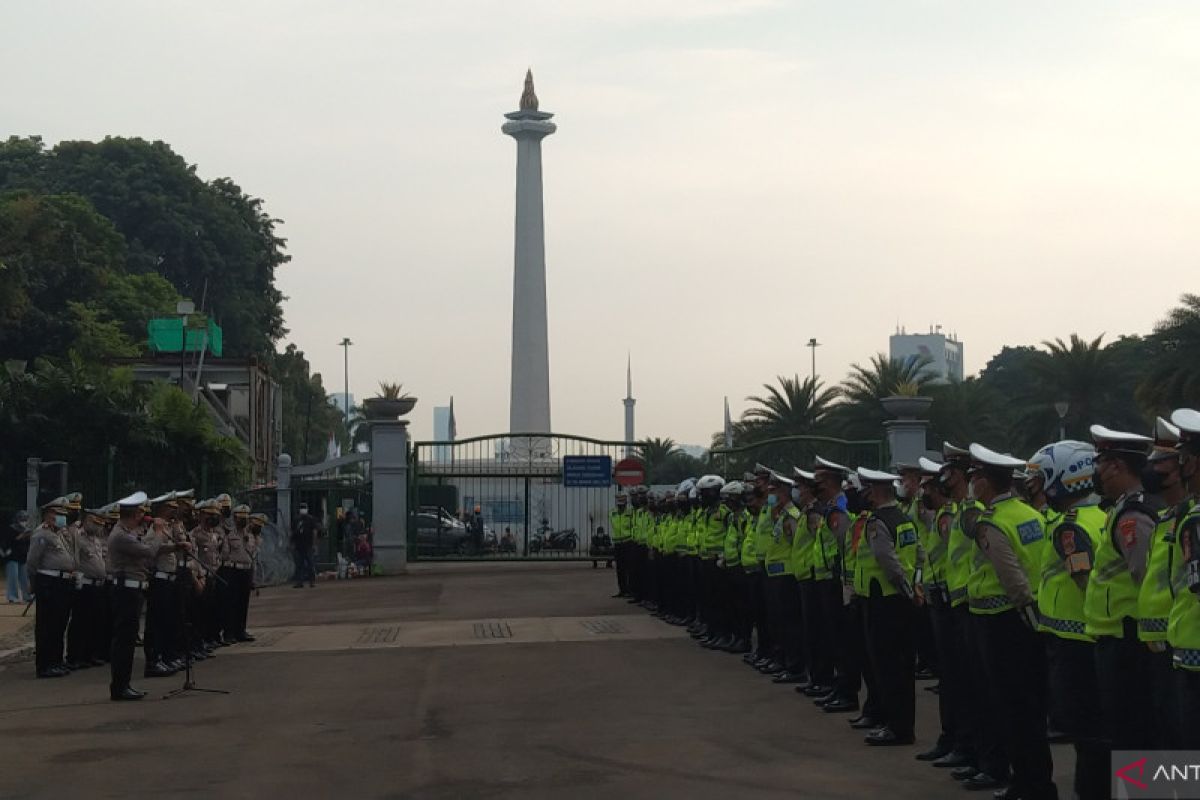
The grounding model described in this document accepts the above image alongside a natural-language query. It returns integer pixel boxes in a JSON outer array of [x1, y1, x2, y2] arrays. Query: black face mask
[[920, 493, 938, 511], [845, 489, 867, 515], [1141, 464, 1176, 496]]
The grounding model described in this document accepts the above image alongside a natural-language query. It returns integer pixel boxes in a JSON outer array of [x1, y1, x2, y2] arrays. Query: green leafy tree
[[742, 375, 838, 439], [1138, 294, 1200, 413], [829, 352, 935, 439], [272, 344, 348, 464]]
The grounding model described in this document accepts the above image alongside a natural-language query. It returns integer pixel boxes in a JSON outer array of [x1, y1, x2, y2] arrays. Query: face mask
[[754, 486, 766, 498], [920, 493, 938, 511], [790, 488, 802, 505], [1092, 465, 1106, 497], [766, 494, 779, 508], [54, 514, 67, 528], [895, 484, 910, 500], [966, 481, 977, 502], [1141, 464, 1175, 495]]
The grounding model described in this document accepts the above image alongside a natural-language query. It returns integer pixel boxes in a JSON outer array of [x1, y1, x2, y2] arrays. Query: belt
[[221, 562, 252, 570], [36, 569, 74, 579], [1139, 617, 1169, 634], [152, 571, 177, 581], [109, 577, 149, 590], [1175, 648, 1200, 670], [948, 586, 968, 604], [77, 577, 102, 586], [1039, 614, 1089, 636], [968, 595, 1011, 611]]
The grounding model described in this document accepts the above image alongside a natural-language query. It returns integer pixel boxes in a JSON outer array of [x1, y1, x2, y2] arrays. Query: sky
[[4, 1, 1199, 446]]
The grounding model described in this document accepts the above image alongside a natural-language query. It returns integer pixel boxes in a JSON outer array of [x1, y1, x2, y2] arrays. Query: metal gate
[[408, 433, 633, 561], [709, 435, 886, 478]]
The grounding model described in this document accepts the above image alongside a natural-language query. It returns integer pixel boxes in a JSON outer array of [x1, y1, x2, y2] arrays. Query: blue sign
[[562, 455, 613, 488]]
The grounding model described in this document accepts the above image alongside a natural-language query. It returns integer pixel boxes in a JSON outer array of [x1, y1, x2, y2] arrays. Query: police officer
[[143, 492, 182, 676], [1027, 440, 1106, 800], [694, 475, 729, 648], [763, 472, 805, 683], [27, 496, 78, 678], [66, 503, 110, 669], [219, 504, 256, 643], [809, 457, 853, 709], [1168, 407, 1200, 748], [966, 443, 1055, 800], [1086, 424, 1158, 753], [745, 465, 776, 670], [107, 491, 191, 701], [854, 467, 919, 746], [717, 480, 751, 653], [898, 463, 938, 684], [610, 492, 633, 598], [789, 468, 822, 692], [192, 499, 225, 649], [839, 472, 882, 728]]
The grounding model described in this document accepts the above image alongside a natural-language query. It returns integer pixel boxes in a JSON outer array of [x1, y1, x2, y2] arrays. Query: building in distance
[[889, 324, 964, 383]]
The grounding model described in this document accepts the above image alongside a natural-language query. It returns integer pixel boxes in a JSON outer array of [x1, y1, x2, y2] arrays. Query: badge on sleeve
[[1118, 516, 1139, 552], [1017, 519, 1044, 545]]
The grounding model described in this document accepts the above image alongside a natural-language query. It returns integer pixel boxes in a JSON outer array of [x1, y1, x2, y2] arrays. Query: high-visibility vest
[[790, 505, 818, 581], [843, 511, 866, 590], [739, 509, 760, 571], [722, 507, 744, 567], [813, 500, 847, 581], [700, 505, 730, 558], [967, 496, 1045, 615], [610, 508, 633, 542], [753, 507, 774, 565], [926, 502, 956, 588], [764, 505, 800, 577], [1085, 492, 1156, 638], [946, 500, 983, 607], [1168, 501, 1200, 670], [853, 505, 917, 597], [1037, 503, 1104, 642], [1138, 503, 1185, 642]]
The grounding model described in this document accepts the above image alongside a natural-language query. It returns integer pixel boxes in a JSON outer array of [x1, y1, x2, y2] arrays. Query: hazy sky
[[5, 1, 1198, 445]]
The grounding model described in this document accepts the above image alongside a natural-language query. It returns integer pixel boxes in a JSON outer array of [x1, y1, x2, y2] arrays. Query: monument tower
[[623, 355, 636, 455], [503, 70, 556, 438]]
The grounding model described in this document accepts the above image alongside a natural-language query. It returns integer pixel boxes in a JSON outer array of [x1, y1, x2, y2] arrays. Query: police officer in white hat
[[1168, 408, 1200, 748], [26, 496, 78, 678]]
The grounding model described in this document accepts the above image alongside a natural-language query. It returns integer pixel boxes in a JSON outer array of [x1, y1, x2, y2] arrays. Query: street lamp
[[1054, 400, 1069, 441], [806, 338, 821, 384], [339, 337, 353, 428], [176, 300, 195, 387]]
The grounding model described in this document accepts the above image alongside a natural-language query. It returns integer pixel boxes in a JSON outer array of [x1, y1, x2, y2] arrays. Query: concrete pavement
[[0, 563, 1076, 799]]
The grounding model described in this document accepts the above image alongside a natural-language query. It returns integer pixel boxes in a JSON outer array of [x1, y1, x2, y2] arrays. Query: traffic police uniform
[[26, 496, 78, 678], [762, 472, 805, 681], [790, 469, 822, 689], [610, 493, 634, 598], [1166, 408, 1200, 748], [810, 457, 854, 710], [219, 504, 255, 643], [143, 492, 183, 675], [67, 504, 111, 668], [965, 443, 1055, 800], [1085, 424, 1158, 752]]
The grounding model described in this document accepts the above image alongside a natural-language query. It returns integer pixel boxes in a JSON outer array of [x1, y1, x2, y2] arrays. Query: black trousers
[[701, 559, 723, 632], [614, 541, 633, 595], [145, 577, 180, 664], [200, 576, 221, 642], [1176, 667, 1200, 750], [66, 583, 104, 664], [836, 594, 874, 711], [914, 603, 938, 673], [1046, 636, 1106, 800], [767, 575, 802, 671], [33, 574, 73, 672], [928, 591, 959, 751], [109, 584, 143, 692], [864, 593, 915, 737], [975, 610, 1056, 800], [220, 567, 252, 638], [802, 579, 838, 687], [1146, 646, 1178, 749], [961, 605, 1008, 778], [747, 570, 771, 656], [1095, 621, 1155, 752]]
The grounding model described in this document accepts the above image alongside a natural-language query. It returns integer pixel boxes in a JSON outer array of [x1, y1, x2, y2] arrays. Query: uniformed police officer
[[966, 443, 1055, 800], [106, 491, 191, 701], [810, 457, 854, 711], [1086, 424, 1158, 753], [1168, 407, 1200, 748], [610, 492, 633, 598], [27, 496, 78, 678], [66, 503, 110, 669], [219, 504, 256, 643], [144, 491, 183, 676], [854, 467, 919, 746], [192, 499, 225, 649], [762, 472, 805, 683]]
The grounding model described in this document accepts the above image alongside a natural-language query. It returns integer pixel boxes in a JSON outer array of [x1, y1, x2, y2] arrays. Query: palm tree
[[743, 375, 839, 439], [1138, 293, 1200, 413], [927, 377, 1006, 451], [829, 352, 935, 439]]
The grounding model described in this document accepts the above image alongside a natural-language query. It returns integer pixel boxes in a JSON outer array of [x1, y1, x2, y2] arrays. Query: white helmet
[[696, 474, 726, 491], [675, 478, 696, 500], [720, 480, 744, 497], [1027, 440, 1096, 501]]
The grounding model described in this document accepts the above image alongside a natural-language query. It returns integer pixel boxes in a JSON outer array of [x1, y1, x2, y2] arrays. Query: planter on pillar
[[366, 396, 416, 574], [881, 395, 933, 468]]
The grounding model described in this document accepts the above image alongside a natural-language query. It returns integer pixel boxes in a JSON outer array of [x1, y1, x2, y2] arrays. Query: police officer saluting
[[66, 503, 111, 669], [27, 496, 78, 678], [107, 491, 191, 701]]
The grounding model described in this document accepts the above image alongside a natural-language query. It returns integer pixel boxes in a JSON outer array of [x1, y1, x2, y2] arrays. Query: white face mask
[[790, 488, 802, 505], [54, 514, 67, 529]]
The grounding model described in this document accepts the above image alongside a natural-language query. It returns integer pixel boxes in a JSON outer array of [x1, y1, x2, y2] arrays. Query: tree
[[271, 344, 348, 464], [829, 352, 935, 439], [927, 378, 1007, 451], [1138, 294, 1200, 413], [743, 375, 838, 439]]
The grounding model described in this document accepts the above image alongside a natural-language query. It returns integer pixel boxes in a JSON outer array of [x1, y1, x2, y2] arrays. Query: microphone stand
[[164, 552, 230, 700]]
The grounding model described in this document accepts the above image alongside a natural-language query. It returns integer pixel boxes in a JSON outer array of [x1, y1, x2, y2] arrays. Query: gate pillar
[[370, 420, 409, 573]]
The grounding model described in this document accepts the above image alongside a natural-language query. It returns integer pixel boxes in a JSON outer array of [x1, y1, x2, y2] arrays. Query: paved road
[[0, 563, 1076, 799]]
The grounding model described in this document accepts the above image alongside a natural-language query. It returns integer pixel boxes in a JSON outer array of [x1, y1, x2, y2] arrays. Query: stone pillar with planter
[[881, 395, 933, 468], [364, 394, 417, 574]]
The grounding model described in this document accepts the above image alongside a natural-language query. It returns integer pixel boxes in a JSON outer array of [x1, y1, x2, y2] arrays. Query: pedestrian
[[2, 510, 32, 603], [292, 504, 321, 588]]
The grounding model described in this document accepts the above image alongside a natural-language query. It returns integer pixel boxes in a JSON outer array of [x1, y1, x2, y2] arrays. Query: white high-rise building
[[503, 70, 555, 439], [889, 325, 964, 383]]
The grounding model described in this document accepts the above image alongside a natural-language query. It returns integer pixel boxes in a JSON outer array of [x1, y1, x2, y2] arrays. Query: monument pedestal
[[370, 420, 410, 573], [884, 419, 930, 468]]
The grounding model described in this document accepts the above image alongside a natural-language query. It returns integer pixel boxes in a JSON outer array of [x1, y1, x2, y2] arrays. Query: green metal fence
[[709, 434, 886, 477], [408, 433, 635, 562]]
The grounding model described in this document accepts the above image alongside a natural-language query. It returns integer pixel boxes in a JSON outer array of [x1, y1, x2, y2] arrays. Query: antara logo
[[1116, 757, 1148, 790]]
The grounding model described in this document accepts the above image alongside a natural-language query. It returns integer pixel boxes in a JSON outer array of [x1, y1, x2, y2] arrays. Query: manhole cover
[[242, 630, 291, 648], [357, 625, 402, 644], [473, 621, 513, 639], [581, 619, 629, 635]]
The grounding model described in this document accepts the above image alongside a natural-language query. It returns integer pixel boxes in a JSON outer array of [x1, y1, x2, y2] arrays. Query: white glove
[[1018, 604, 1040, 631]]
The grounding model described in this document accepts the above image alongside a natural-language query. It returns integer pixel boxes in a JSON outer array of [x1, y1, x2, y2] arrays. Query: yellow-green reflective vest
[[652, 515, 669, 552], [765, 505, 799, 577], [853, 505, 918, 597], [927, 503, 956, 588], [753, 507, 774, 565], [790, 506, 818, 581], [610, 508, 633, 542], [1138, 503, 1184, 642], [722, 507, 745, 567], [843, 512, 866, 589], [813, 504, 846, 581], [967, 496, 1045, 615], [1036, 503, 1104, 642], [700, 506, 730, 557], [1086, 494, 1155, 638], [1168, 502, 1200, 670], [740, 509, 760, 571], [946, 500, 982, 607], [632, 509, 651, 544], [668, 514, 688, 554]]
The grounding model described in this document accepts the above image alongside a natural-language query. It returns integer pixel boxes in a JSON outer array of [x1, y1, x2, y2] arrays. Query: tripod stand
[[164, 557, 230, 700]]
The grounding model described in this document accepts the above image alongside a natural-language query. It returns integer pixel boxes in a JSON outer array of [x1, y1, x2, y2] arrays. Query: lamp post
[[339, 337, 353, 428], [1054, 400, 1069, 441], [806, 338, 821, 384], [176, 300, 195, 388]]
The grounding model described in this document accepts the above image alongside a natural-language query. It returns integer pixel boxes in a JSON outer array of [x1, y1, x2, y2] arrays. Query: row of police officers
[[607, 408, 1200, 800], [25, 489, 265, 700]]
